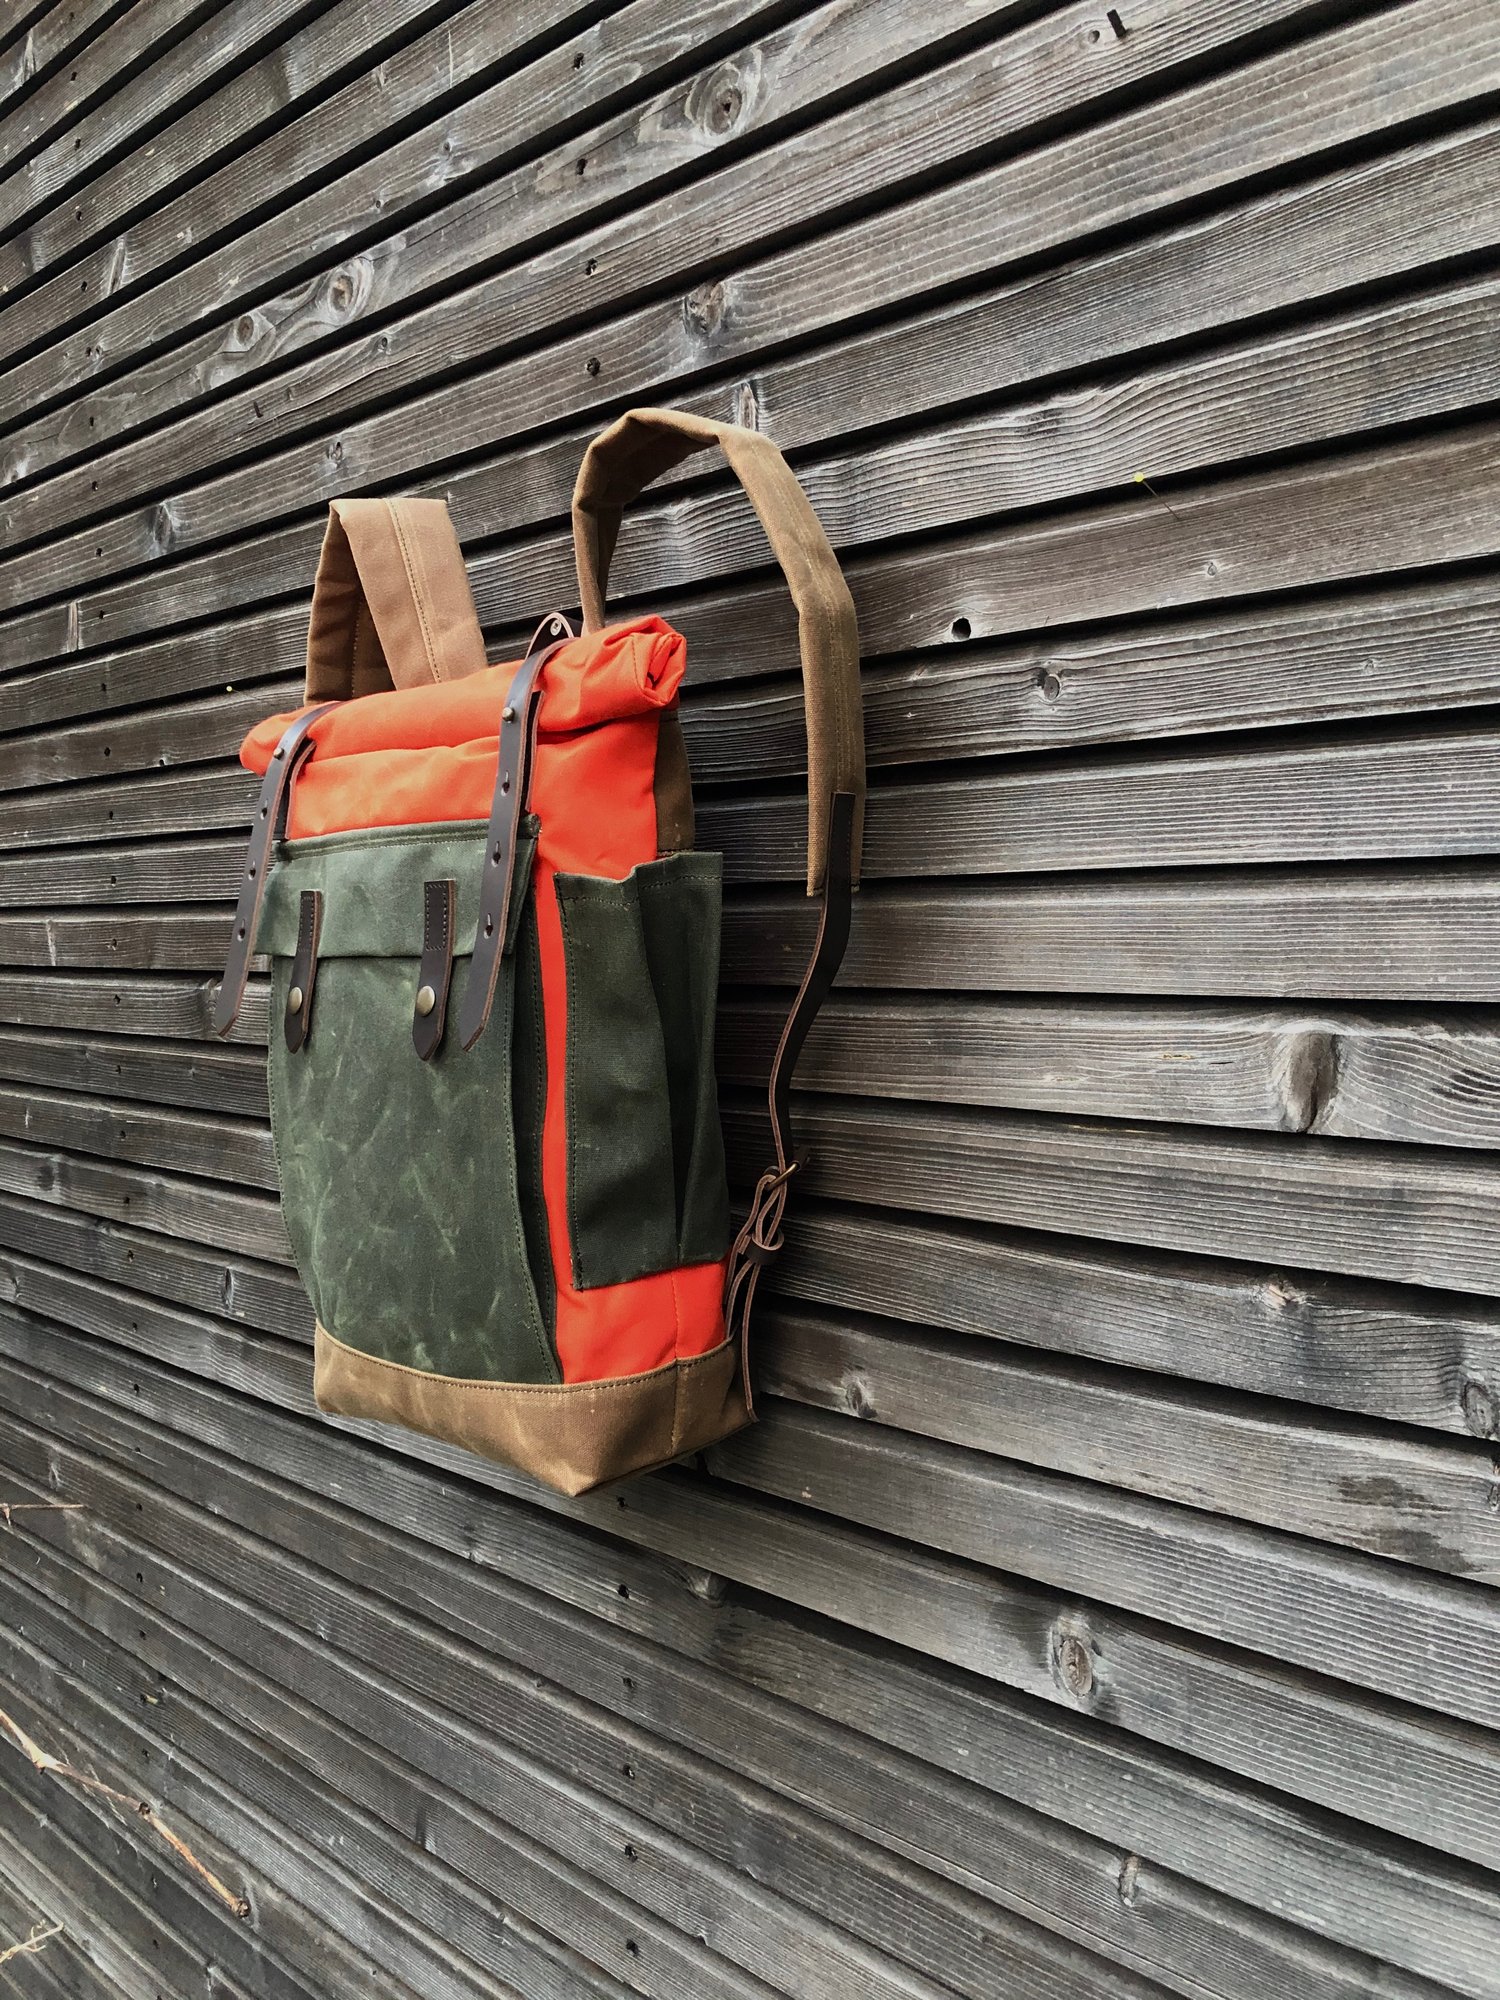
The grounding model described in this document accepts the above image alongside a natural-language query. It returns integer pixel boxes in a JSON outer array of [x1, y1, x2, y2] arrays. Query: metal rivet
[[415, 984, 436, 1017], [484, 915, 495, 936], [287, 985, 304, 1013], [502, 704, 516, 723], [273, 746, 285, 760]]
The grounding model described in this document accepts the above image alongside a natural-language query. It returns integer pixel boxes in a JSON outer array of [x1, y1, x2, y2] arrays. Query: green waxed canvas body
[[259, 822, 731, 1388], [557, 853, 731, 1289], [263, 822, 559, 1384]]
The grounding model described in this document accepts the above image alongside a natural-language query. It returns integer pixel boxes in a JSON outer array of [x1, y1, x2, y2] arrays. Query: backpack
[[215, 408, 865, 1494]]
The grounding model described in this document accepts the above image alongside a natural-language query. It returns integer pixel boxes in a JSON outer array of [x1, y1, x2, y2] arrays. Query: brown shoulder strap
[[571, 406, 865, 893], [304, 496, 487, 701]]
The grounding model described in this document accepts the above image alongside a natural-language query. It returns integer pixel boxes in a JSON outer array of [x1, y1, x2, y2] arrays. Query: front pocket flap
[[256, 821, 535, 959]]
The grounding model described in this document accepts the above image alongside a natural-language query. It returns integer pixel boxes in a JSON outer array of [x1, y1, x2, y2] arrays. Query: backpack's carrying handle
[[571, 406, 865, 893], [304, 496, 488, 701]]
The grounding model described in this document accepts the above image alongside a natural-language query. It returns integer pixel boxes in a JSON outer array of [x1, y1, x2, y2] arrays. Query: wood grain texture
[[0, 0, 1432, 584], [12, 1288, 1500, 1972], [4, 1310, 1498, 1992], [8, 2, 1500, 1994], [0, 1400, 1168, 2000], [0, 0, 461, 305]]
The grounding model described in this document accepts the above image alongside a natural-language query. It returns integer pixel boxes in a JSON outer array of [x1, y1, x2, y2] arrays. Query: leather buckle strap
[[215, 704, 336, 1038], [456, 613, 573, 1052], [284, 889, 323, 1052], [412, 878, 456, 1060], [724, 788, 857, 1411]]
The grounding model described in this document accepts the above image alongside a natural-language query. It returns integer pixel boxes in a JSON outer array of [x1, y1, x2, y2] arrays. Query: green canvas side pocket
[[556, 852, 731, 1290], [265, 823, 557, 1385]]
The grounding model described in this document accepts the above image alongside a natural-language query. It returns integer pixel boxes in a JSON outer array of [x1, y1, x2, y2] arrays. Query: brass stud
[[415, 984, 437, 1017], [287, 984, 304, 1013]]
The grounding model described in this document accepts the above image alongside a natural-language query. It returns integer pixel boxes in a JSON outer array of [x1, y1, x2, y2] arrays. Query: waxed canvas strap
[[571, 406, 865, 893], [304, 496, 487, 701]]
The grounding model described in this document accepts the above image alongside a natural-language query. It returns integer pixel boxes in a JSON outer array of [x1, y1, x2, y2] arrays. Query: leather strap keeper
[[413, 879, 457, 1060], [284, 889, 323, 1053]]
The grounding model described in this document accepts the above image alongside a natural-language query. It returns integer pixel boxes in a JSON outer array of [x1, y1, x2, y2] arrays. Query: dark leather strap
[[215, 704, 336, 1038], [283, 890, 323, 1052], [412, 878, 456, 1060], [724, 789, 857, 1412], [456, 614, 573, 1052]]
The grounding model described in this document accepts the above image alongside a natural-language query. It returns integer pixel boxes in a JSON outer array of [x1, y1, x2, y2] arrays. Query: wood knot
[[841, 1374, 876, 1421], [1049, 1621, 1096, 1701], [683, 280, 730, 340], [1461, 1378, 1497, 1438], [689, 54, 757, 135]]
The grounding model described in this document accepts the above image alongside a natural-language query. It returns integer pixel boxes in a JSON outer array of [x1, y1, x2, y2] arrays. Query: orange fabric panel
[[241, 614, 726, 1384]]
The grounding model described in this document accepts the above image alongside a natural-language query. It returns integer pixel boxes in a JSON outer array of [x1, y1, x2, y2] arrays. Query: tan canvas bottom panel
[[313, 1324, 751, 1494]]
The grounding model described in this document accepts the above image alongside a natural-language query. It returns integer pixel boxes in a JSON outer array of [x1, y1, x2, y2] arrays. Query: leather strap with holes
[[456, 614, 573, 1051], [722, 790, 857, 1410], [215, 704, 336, 1038]]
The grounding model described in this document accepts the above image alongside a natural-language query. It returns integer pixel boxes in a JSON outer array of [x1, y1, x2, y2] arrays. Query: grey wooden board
[[0, 1343, 1487, 2000], [755, 1304, 1500, 1580], [0, 1818, 239, 2000], [10, 1284, 1500, 1923], [11, 567, 1500, 785], [0, 967, 268, 1043], [0, 1570, 679, 2000], [0, 0, 221, 175], [0, 0, 234, 201], [0, 1, 131, 118], [22, 710, 1500, 882], [0, 1750, 316, 2000], [724, 1093, 1500, 1298], [19, 1051, 1500, 1300], [0, 1661, 499, 2000], [8, 82, 1500, 695], [14, 866, 1500, 1002], [0, 0, 599, 361], [0, 1874, 119, 2000], [9, 1155, 1500, 1446], [0, 1407, 1163, 2000], [0, 1450, 1462, 2000], [0, 0, 1030, 483], [773, 1204, 1500, 1439], [0, 0, 334, 245], [0, 0, 1353, 514], [0, 0, 462, 305]]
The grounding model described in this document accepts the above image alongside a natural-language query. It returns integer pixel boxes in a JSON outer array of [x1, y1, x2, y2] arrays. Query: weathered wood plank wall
[[1, 0, 1498, 1992]]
